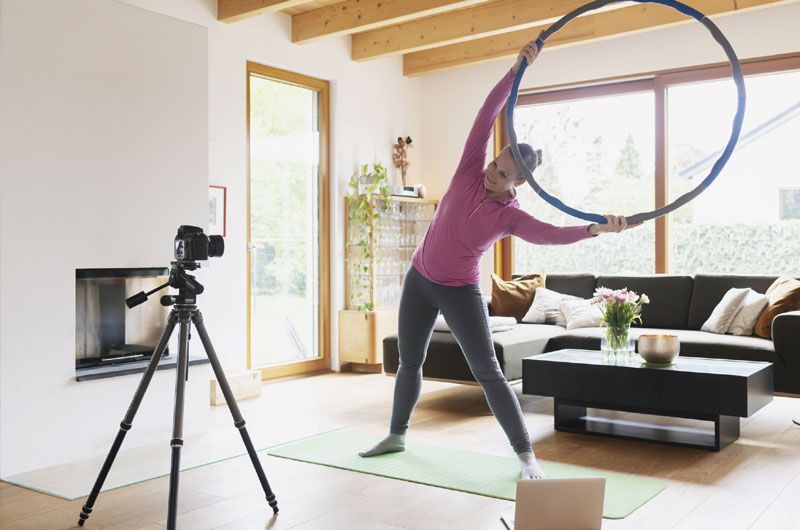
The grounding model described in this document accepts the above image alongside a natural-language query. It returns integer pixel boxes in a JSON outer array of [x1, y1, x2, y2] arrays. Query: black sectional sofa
[[383, 274, 800, 393]]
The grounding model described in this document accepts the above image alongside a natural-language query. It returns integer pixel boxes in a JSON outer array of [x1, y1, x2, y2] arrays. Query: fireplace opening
[[76, 268, 170, 370]]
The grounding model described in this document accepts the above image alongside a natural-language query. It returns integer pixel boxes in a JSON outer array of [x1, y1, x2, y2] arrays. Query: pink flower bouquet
[[592, 287, 650, 354]]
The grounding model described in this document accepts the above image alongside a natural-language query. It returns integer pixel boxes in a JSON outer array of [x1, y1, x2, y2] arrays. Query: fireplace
[[75, 267, 169, 370], [75, 267, 210, 381]]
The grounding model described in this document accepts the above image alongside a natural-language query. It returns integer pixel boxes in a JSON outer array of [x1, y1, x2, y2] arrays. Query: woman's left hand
[[588, 215, 643, 235], [512, 39, 541, 73]]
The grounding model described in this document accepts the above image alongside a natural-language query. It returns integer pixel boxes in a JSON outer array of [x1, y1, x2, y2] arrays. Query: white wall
[[0, 0, 209, 476], [0, 0, 422, 476], [418, 2, 800, 293]]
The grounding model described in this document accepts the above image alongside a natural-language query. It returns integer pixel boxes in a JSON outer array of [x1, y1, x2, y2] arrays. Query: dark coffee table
[[522, 349, 773, 451]]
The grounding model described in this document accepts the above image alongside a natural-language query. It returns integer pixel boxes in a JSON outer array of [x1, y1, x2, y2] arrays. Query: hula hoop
[[506, 0, 746, 225]]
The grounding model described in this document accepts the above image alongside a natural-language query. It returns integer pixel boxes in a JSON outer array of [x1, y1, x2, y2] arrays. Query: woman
[[359, 41, 640, 480]]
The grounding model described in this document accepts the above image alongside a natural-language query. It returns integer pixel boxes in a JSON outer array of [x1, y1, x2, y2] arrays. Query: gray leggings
[[390, 265, 532, 455]]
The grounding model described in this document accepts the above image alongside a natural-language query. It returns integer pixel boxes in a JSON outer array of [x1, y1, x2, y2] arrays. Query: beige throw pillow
[[754, 277, 800, 339], [701, 288, 750, 334], [490, 273, 546, 322]]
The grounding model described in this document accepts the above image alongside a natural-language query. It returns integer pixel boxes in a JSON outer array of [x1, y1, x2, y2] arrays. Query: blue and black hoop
[[506, 0, 747, 225]]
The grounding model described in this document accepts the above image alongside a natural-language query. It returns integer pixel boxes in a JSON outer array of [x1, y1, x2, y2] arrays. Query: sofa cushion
[[521, 287, 578, 325], [490, 272, 545, 321], [754, 277, 800, 339], [560, 298, 602, 329], [596, 275, 693, 329], [382, 324, 568, 381], [700, 288, 750, 334], [546, 326, 777, 364], [728, 289, 769, 336], [542, 274, 597, 299], [687, 275, 779, 330], [492, 324, 570, 379]]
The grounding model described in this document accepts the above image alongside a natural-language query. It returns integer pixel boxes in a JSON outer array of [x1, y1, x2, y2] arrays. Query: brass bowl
[[637, 334, 680, 364]]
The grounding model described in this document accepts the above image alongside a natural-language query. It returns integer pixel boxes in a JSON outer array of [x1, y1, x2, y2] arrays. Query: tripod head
[[126, 261, 206, 308]]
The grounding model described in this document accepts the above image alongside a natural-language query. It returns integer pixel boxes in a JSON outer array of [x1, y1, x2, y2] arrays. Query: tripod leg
[[192, 311, 279, 514], [78, 312, 178, 527], [166, 312, 192, 530]]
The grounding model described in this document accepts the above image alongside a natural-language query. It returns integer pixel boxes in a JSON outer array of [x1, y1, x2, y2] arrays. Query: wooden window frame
[[494, 52, 800, 279], [246, 62, 331, 380]]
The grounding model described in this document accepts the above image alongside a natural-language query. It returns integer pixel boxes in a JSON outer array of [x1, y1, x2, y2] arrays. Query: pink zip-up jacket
[[411, 68, 596, 287]]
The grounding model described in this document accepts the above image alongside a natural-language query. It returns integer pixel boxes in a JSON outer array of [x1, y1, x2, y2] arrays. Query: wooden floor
[[2, 371, 799, 529]]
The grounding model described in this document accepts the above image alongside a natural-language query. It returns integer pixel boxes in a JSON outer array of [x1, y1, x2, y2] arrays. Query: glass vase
[[601, 322, 634, 362]]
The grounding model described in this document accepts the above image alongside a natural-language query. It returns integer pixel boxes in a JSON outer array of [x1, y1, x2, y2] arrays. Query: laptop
[[500, 478, 606, 530]]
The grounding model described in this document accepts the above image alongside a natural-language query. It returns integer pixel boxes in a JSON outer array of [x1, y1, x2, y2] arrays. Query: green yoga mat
[[268, 429, 666, 519]]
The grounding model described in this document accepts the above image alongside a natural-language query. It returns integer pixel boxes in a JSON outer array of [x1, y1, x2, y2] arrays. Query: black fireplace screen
[[76, 268, 169, 368]]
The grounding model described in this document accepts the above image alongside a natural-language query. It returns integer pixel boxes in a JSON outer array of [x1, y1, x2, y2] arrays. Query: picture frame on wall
[[209, 185, 227, 236]]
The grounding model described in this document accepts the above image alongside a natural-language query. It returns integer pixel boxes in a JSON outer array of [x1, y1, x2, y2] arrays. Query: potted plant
[[346, 162, 390, 312]]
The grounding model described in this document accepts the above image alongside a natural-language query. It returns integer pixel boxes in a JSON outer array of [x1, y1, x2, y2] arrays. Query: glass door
[[247, 63, 329, 379]]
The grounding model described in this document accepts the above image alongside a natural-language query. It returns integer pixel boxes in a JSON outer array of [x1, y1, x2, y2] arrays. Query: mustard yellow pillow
[[754, 276, 800, 339], [490, 272, 546, 322]]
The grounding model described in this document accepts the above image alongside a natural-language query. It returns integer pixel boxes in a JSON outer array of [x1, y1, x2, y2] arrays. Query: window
[[780, 188, 800, 220], [513, 88, 655, 274], [505, 54, 800, 277], [667, 69, 800, 275]]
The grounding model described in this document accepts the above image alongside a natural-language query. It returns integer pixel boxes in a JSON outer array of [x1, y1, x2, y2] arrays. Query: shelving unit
[[340, 195, 438, 370]]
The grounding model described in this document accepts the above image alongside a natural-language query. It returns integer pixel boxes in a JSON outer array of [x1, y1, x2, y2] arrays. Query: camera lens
[[208, 235, 224, 258]]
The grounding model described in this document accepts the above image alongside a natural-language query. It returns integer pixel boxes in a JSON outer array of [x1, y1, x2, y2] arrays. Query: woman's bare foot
[[358, 433, 406, 457], [518, 451, 545, 479]]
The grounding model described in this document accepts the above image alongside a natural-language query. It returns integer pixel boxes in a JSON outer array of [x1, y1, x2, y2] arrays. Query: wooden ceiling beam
[[218, 0, 311, 23], [403, 0, 788, 76], [291, 0, 489, 43], [351, 0, 623, 61]]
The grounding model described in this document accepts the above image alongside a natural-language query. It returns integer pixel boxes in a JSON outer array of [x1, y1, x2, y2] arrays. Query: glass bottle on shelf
[[345, 196, 438, 310]]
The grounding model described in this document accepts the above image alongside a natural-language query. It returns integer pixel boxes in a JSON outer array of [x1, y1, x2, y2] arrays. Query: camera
[[174, 225, 224, 262]]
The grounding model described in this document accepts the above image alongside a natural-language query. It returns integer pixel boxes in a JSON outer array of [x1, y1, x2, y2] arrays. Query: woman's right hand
[[588, 215, 644, 235], [512, 37, 542, 73]]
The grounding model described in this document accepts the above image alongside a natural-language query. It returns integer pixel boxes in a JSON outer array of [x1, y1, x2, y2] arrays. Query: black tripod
[[78, 261, 278, 529]]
